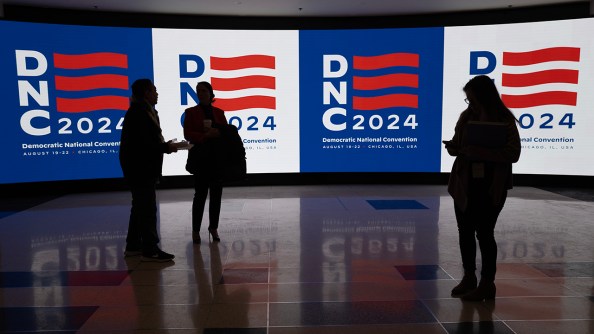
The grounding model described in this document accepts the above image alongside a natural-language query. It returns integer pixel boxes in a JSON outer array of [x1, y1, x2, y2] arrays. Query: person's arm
[[125, 108, 155, 153], [121, 106, 174, 159], [444, 115, 466, 157], [162, 141, 178, 154], [201, 106, 227, 139], [183, 107, 208, 144]]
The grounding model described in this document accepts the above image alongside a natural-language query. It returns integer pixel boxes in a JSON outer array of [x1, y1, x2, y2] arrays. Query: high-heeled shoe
[[461, 280, 496, 301], [208, 228, 220, 242], [192, 231, 201, 244]]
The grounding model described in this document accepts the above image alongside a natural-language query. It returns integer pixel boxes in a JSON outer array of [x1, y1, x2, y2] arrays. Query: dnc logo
[[471, 46, 580, 108], [322, 52, 420, 132], [470, 46, 580, 129], [16, 50, 131, 136], [179, 54, 277, 112]]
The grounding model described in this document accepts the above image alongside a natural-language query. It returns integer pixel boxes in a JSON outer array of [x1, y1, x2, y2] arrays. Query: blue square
[[395, 265, 450, 280], [367, 200, 428, 210]]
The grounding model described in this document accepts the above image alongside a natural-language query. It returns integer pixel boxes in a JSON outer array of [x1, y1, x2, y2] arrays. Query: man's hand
[[166, 140, 179, 153]]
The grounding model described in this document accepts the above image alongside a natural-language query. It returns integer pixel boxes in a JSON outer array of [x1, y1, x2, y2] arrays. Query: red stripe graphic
[[214, 96, 276, 111], [54, 53, 128, 69], [353, 94, 418, 110], [56, 96, 129, 113], [502, 69, 578, 87], [211, 55, 275, 70], [353, 53, 419, 70], [212, 75, 275, 91], [353, 73, 418, 90], [502, 91, 577, 108], [55, 74, 129, 91], [210, 55, 276, 111], [503, 47, 580, 66]]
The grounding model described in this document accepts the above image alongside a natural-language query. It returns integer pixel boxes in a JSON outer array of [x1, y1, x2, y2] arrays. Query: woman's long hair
[[462, 75, 517, 123]]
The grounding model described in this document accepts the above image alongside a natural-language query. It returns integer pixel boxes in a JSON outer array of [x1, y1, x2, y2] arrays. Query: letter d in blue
[[179, 54, 205, 78], [469, 51, 496, 75]]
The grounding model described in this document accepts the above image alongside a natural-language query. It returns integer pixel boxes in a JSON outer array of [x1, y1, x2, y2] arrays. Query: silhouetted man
[[119, 78, 181, 262]]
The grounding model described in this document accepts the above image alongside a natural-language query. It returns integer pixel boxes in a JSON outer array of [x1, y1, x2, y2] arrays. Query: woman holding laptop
[[443, 75, 521, 301]]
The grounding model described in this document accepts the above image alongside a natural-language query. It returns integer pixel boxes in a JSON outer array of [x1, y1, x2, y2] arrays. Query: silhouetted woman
[[444, 75, 521, 301], [183, 81, 228, 243]]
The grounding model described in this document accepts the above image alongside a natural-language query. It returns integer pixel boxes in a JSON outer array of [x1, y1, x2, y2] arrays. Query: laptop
[[464, 121, 507, 148]]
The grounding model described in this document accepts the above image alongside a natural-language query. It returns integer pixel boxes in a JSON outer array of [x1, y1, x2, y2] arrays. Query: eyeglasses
[[464, 98, 469, 104]]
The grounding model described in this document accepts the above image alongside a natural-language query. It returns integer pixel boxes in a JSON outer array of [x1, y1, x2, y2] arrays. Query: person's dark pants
[[192, 176, 223, 232], [126, 177, 160, 254], [454, 181, 506, 281]]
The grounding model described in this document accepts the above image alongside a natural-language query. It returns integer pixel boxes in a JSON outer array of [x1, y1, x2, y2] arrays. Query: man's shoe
[[124, 249, 142, 257], [141, 249, 175, 262]]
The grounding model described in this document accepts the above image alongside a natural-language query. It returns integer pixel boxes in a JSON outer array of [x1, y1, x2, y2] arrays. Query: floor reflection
[[0, 185, 593, 333]]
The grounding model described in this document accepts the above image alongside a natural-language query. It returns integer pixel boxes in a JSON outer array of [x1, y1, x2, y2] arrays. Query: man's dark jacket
[[119, 101, 170, 181]]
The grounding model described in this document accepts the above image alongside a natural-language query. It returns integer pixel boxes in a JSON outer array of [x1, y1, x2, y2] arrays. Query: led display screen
[[2, 17, 593, 183]]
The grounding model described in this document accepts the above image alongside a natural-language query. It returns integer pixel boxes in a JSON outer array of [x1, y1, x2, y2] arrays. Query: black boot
[[461, 279, 496, 301], [451, 271, 477, 297]]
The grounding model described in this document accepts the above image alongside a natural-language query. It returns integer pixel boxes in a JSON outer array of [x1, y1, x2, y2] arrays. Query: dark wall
[[1, 2, 593, 196], [3, 2, 591, 29]]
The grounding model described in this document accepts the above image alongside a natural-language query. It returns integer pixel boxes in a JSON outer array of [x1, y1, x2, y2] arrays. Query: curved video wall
[[2, 16, 594, 184]]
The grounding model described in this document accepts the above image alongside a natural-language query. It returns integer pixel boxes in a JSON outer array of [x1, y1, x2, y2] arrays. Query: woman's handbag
[[185, 143, 209, 175]]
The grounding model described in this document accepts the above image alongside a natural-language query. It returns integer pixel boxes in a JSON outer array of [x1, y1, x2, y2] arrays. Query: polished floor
[[0, 184, 593, 333]]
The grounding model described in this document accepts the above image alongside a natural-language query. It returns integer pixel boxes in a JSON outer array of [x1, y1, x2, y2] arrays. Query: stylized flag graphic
[[53, 52, 130, 113], [501, 47, 580, 109], [352, 53, 419, 110], [210, 55, 276, 112]]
